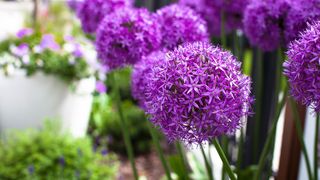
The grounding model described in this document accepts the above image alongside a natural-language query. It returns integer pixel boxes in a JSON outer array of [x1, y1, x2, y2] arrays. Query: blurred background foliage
[[89, 68, 153, 155], [0, 121, 119, 179]]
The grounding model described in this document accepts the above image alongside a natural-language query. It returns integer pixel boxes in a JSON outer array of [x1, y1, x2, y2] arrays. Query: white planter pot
[[0, 70, 95, 137]]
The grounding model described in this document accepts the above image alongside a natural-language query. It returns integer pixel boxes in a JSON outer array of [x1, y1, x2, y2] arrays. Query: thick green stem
[[147, 122, 172, 180], [315, 115, 319, 180], [253, 86, 288, 180], [212, 139, 236, 180], [176, 142, 190, 180], [253, 49, 263, 162], [200, 145, 214, 180], [290, 98, 313, 180], [111, 73, 138, 180]]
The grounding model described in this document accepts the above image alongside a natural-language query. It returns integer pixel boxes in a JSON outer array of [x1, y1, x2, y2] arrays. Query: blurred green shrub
[[0, 121, 119, 179], [90, 68, 153, 155]]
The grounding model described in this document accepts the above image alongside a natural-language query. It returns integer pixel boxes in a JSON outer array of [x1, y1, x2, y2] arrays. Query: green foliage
[[90, 94, 152, 155], [168, 155, 190, 180], [90, 68, 153, 155], [0, 121, 119, 179]]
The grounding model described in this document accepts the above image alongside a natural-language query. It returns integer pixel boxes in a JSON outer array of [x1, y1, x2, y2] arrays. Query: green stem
[[147, 122, 172, 180], [221, 136, 228, 180], [220, 10, 227, 49], [314, 115, 319, 180], [233, 31, 239, 59], [212, 139, 236, 180], [111, 73, 138, 180], [200, 145, 214, 180], [289, 98, 313, 180], [253, 49, 263, 162], [176, 142, 190, 180], [253, 86, 288, 180]]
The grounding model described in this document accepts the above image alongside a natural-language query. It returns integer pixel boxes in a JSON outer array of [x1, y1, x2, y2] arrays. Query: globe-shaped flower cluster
[[156, 4, 209, 50], [243, 0, 290, 51], [244, 0, 320, 51], [285, 0, 320, 44], [284, 21, 320, 112], [96, 8, 161, 70], [77, 0, 132, 34], [131, 51, 164, 109], [145, 42, 253, 144]]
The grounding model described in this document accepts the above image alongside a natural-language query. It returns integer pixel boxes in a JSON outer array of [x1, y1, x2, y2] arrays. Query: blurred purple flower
[[73, 44, 83, 58], [285, 0, 320, 43], [131, 51, 164, 110], [59, 156, 65, 167], [96, 8, 161, 70], [156, 4, 209, 50], [145, 42, 253, 144], [11, 43, 29, 57], [77, 0, 133, 34], [96, 81, 107, 94], [67, 0, 83, 12], [284, 21, 320, 112], [179, 0, 248, 37], [37, 34, 60, 52], [27, 165, 34, 175], [179, 0, 221, 36], [243, 0, 290, 51], [16, 28, 33, 39], [101, 149, 108, 156]]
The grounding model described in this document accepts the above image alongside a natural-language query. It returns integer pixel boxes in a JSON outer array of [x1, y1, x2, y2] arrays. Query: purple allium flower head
[[283, 21, 320, 112], [131, 51, 164, 109], [11, 43, 29, 57], [243, 0, 291, 51], [285, 0, 320, 43], [16, 28, 33, 39], [77, 0, 133, 34], [96, 80, 107, 94], [179, 0, 221, 37], [96, 8, 161, 70], [156, 4, 209, 50], [145, 42, 253, 144]]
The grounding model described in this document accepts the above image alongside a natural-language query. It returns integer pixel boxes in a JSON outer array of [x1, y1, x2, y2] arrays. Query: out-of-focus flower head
[[16, 28, 33, 39], [285, 0, 320, 43], [77, 0, 133, 34], [96, 80, 107, 94], [179, 0, 221, 36], [67, 0, 84, 13], [131, 51, 164, 109], [179, 0, 249, 37], [96, 8, 161, 70], [145, 42, 253, 144], [10, 43, 29, 57], [34, 34, 60, 53], [284, 21, 320, 112], [156, 4, 209, 50], [243, 0, 290, 51]]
